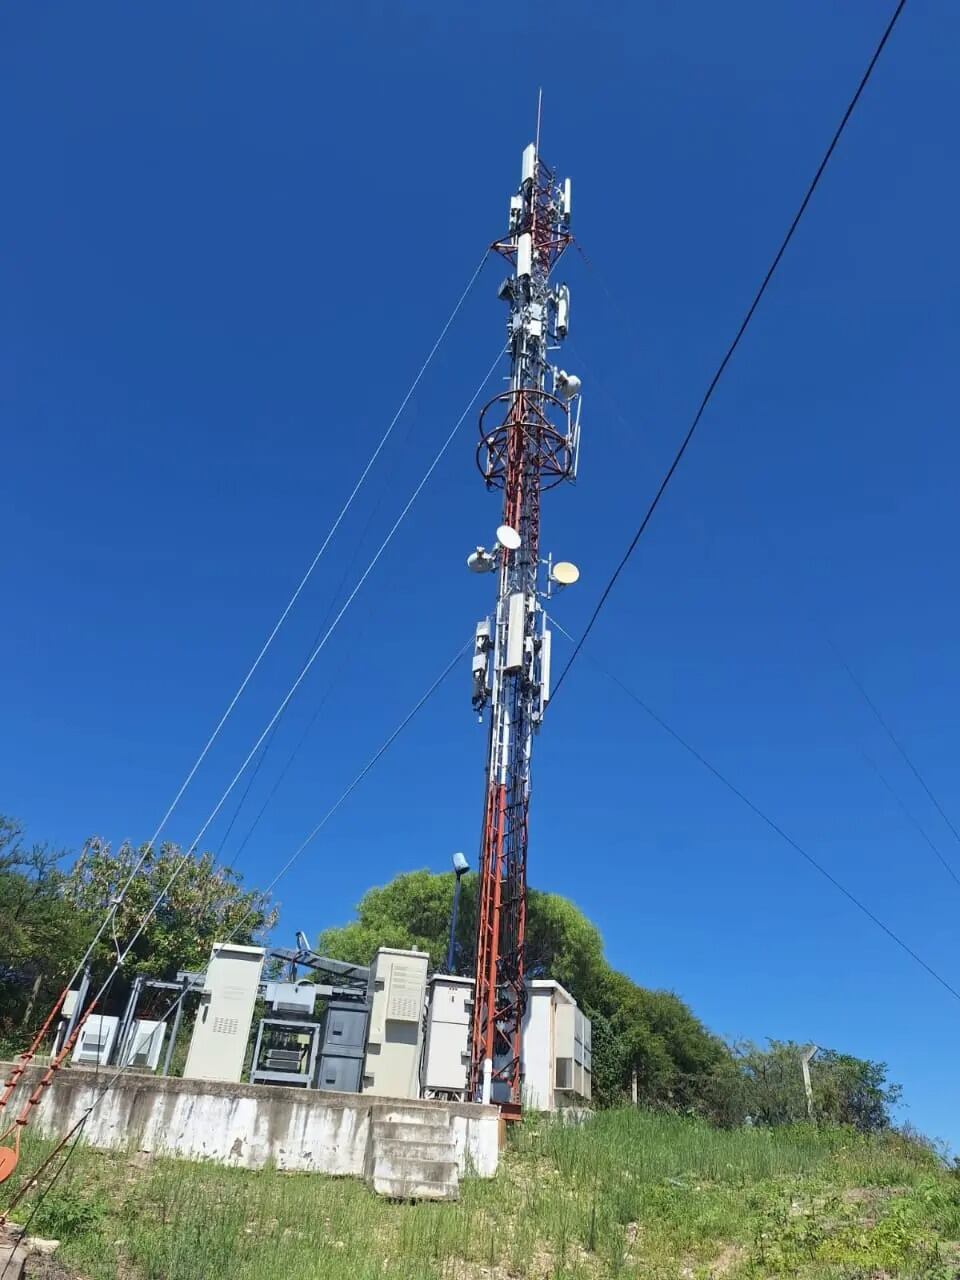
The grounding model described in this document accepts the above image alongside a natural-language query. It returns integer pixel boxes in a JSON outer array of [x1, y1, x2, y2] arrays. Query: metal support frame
[[57, 967, 90, 1057], [249, 1019, 323, 1088], [166, 947, 368, 1087], [161, 977, 191, 1076], [112, 974, 203, 1070], [53, 946, 367, 1085], [447, 866, 468, 974], [113, 975, 144, 1067]]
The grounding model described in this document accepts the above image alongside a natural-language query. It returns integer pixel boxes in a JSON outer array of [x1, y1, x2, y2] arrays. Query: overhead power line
[[563, 326, 960, 902], [552, 0, 908, 701], [547, 616, 960, 1008]]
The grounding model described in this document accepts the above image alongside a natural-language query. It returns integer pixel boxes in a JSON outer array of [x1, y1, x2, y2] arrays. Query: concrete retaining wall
[[0, 1064, 499, 1179]]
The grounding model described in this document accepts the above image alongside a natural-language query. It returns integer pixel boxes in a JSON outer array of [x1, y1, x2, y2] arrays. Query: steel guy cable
[[37, 248, 490, 1012], [1, 635, 471, 1225], [0, 347, 503, 1172]]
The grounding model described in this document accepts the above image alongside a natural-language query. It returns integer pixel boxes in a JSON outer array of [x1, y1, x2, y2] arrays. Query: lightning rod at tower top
[[467, 112, 583, 1110]]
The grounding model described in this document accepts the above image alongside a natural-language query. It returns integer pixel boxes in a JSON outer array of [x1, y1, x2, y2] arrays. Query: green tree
[[64, 837, 278, 985], [0, 816, 91, 1048], [729, 1040, 901, 1133], [583, 965, 729, 1111], [525, 888, 607, 996], [318, 869, 459, 970], [318, 870, 607, 991], [732, 1039, 809, 1126], [317, 868, 727, 1112], [814, 1047, 901, 1132]]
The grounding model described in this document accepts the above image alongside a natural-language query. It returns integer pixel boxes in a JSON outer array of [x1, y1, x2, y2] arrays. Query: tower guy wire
[[223, 660, 341, 873], [218, 406, 422, 871], [832, 640, 960, 858], [1, 636, 472, 1231], [547, 615, 960, 1007], [0, 348, 503, 1176], [232, 638, 474, 926], [17, 247, 491, 1040], [550, 0, 908, 702], [860, 750, 960, 891]]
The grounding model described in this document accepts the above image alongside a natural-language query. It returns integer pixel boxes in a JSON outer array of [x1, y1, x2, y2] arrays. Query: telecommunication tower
[[467, 133, 582, 1107]]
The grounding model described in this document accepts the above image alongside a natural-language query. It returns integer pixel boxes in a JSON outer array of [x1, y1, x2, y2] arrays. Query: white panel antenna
[[504, 593, 526, 671], [509, 194, 523, 231], [517, 233, 533, 279], [556, 285, 570, 339], [539, 626, 552, 717], [521, 143, 537, 185]]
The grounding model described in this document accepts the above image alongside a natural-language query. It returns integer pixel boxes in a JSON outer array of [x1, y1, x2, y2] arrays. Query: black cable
[[225, 688, 334, 871], [219, 403, 424, 871], [548, 618, 960, 1007], [214, 728, 276, 861], [214, 251, 489, 869], [216, 566, 364, 870], [552, 0, 908, 701], [239, 636, 474, 912], [860, 750, 960, 891], [833, 642, 960, 858], [222, 504, 399, 872]]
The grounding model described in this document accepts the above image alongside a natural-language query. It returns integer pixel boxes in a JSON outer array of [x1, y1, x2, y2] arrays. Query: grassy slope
[[6, 1111, 960, 1280]]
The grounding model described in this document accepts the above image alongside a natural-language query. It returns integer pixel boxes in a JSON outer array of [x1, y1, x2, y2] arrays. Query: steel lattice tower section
[[468, 138, 581, 1107]]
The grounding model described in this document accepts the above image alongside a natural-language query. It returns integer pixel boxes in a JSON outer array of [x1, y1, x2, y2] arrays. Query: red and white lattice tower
[[467, 133, 582, 1109]]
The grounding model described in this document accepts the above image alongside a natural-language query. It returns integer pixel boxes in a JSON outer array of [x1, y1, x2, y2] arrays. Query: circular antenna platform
[[497, 525, 521, 551], [551, 561, 580, 586]]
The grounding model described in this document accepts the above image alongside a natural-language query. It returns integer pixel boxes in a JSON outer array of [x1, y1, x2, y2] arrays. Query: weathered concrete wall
[[1, 1064, 499, 1179]]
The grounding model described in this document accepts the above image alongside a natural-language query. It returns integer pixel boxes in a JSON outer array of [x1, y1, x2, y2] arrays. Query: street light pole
[[447, 852, 469, 974]]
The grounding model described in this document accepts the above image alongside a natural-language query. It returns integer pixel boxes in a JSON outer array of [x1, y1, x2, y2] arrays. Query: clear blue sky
[[3, 3, 959, 1146]]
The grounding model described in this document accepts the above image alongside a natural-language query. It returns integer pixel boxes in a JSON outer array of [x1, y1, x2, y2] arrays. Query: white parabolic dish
[[496, 524, 522, 551], [551, 561, 580, 586]]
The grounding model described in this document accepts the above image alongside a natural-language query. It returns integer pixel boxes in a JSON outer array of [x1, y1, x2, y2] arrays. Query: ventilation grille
[[386, 965, 423, 1022]]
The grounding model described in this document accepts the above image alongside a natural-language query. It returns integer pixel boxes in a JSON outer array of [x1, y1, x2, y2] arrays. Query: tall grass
[[524, 1111, 833, 1182], [4, 1111, 955, 1280]]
